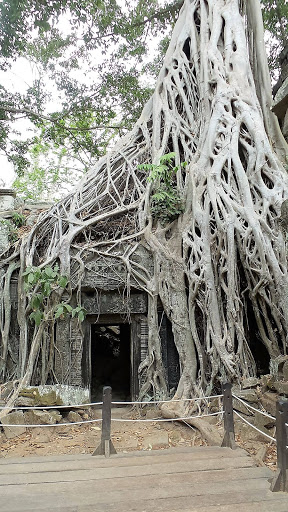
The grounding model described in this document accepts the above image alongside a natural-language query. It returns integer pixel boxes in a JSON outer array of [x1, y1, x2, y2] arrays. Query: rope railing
[[0, 401, 103, 410], [0, 418, 102, 428], [0, 383, 287, 493], [232, 394, 276, 421], [111, 394, 223, 405], [233, 410, 276, 443], [110, 411, 223, 422]]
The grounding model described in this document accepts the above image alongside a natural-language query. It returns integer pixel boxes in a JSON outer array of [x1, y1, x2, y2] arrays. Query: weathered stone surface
[[67, 411, 82, 423], [31, 427, 54, 443], [260, 374, 276, 390], [82, 290, 148, 315], [47, 410, 62, 423], [273, 380, 288, 395], [241, 377, 259, 389], [1, 411, 26, 439], [259, 391, 277, 417], [142, 432, 169, 449], [234, 389, 258, 403], [282, 361, 288, 381], [81, 245, 153, 291], [15, 397, 35, 407], [145, 407, 163, 420], [24, 409, 61, 426], [272, 76, 288, 118], [19, 388, 63, 406], [234, 417, 271, 443], [232, 398, 254, 416]]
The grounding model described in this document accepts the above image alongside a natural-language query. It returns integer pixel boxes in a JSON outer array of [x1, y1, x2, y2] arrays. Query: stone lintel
[[82, 291, 148, 315]]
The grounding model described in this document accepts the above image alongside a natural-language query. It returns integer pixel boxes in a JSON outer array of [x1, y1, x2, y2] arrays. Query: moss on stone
[[19, 388, 63, 406]]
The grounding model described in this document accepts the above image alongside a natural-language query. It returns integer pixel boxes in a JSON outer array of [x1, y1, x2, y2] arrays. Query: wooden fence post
[[221, 382, 237, 450], [271, 399, 288, 492], [92, 386, 117, 457]]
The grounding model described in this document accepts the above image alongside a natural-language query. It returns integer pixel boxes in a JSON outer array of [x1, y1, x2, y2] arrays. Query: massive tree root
[[1, 0, 288, 410]]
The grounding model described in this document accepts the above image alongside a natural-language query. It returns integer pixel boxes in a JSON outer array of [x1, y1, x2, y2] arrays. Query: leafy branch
[[23, 264, 86, 326], [139, 152, 186, 225]]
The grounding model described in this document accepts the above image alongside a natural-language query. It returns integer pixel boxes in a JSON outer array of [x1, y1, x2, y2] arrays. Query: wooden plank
[[0, 453, 255, 476], [0, 475, 275, 500], [0, 466, 271, 487], [2, 486, 287, 512], [0, 447, 250, 474], [0, 445, 248, 465]]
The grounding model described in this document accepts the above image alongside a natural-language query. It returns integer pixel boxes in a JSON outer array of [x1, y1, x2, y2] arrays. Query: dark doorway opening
[[91, 324, 131, 401]]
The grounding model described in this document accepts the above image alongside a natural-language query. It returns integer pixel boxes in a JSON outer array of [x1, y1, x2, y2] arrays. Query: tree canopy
[[0, 0, 286, 199]]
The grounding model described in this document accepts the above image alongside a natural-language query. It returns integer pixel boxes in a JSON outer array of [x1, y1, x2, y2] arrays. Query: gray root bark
[[0, 0, 288, 412]]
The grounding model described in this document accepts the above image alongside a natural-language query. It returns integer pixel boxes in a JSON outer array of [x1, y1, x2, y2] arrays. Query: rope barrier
[[0, 418, 102, 428], [234, 410, 276, 443], [0, 401, 103, 411], [111, 394, 223, 405], [110, 411, 223, 422], [232, 394, 276, 421]]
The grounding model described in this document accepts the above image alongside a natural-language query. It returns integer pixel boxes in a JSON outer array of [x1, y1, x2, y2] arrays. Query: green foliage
[[261, 0, 288, 77], [11, 211, 26, 227], [23, 265, 86, 326], [0, 0, 181, 194], [139, 152, 185, 225], [0, 0, 284, 195], [0, 219, 18, 243]]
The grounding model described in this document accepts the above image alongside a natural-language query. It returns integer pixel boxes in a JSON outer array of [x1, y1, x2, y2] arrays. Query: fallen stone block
[[142, 432, 170, 450], [1, 411, 26, 439]]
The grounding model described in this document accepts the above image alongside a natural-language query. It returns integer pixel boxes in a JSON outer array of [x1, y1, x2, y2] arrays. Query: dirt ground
[[0, 406, 277, 472]]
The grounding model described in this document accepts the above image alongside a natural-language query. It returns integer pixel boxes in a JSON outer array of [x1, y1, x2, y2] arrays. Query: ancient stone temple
[[0, 193, 180, 403], [53, 244, 180, 402], [273, 45, 288, 142]]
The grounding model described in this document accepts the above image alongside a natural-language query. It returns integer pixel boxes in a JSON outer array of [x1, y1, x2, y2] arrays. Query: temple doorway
[[91, 323, 131, 401]]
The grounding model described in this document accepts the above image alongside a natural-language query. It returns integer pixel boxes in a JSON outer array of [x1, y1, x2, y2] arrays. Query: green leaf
[[54, 305, 64, 319], [159, 152, 176, 163], [58, 275, 68, 288], [29, 310, 43, 326], [28, 273, 35, 284], [78, 310, 85, 322], [42, 281, 51, 297], [31, 294, 43, 310], [44, 266, 54, 278]]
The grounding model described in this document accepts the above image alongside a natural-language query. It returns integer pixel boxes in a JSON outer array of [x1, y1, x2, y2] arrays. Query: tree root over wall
[[1, 0, 288, 416]]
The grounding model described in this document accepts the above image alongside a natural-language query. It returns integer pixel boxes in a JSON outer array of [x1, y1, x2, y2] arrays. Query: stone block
[[273, 380, 288, 396], [67, 411, 82, 423], [260, 374, 276, 390], [241, 377, 259, 389], [259, 392, 277, 417], [1, 411, 26, 439], [24, 409, 61, 426], [142, 432, 169, 450], [31, 427, 54, 443], [232, 397, 254, 416], [283, 361, 288, 381], [234, 389, 258, 403]]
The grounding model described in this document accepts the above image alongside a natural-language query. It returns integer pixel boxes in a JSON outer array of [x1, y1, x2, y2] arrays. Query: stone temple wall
[[272, 45, 288, 142]]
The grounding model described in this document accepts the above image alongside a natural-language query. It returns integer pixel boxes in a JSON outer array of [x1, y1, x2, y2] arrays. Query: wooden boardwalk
[[0, 446, 287, 511]]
